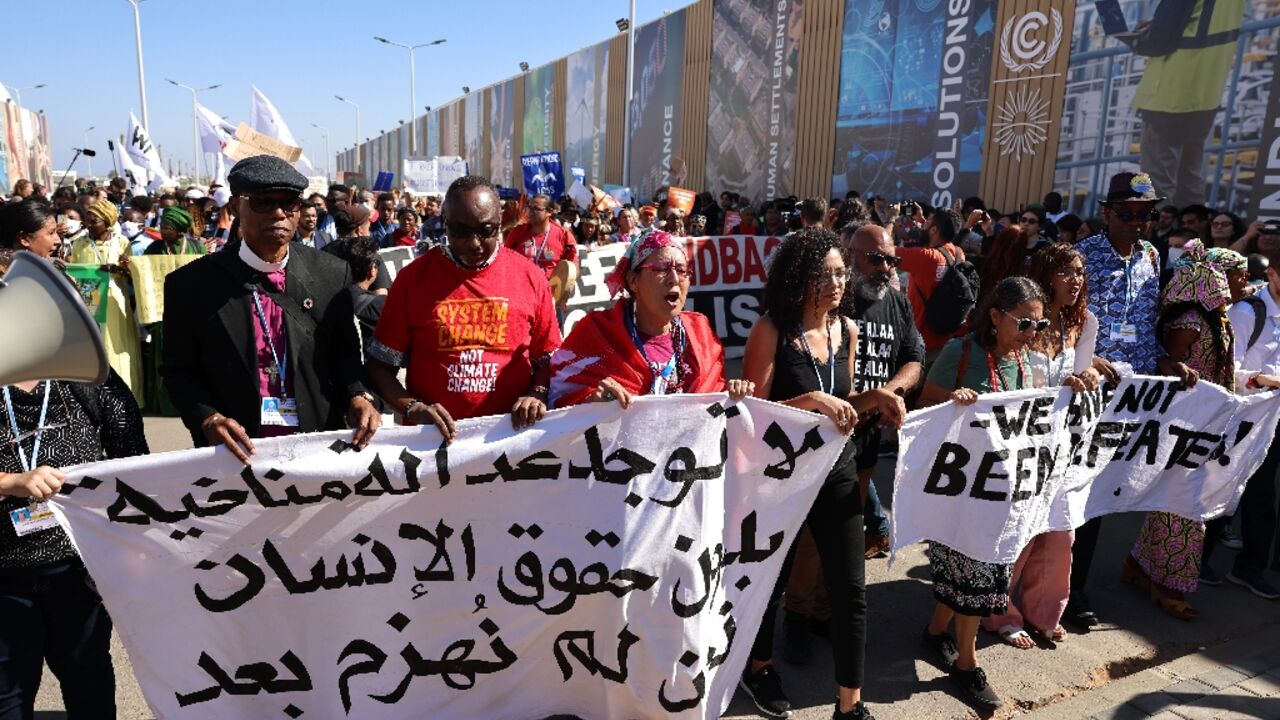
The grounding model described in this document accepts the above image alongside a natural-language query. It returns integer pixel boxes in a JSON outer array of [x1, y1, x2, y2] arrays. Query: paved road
[[36, 416, 1280, 719]]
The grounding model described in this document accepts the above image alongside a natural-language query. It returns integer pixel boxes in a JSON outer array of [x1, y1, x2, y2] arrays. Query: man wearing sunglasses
[[162, 155, 381, 464], [1067, 170, 1197, 631], [367, 176, 561, 440]]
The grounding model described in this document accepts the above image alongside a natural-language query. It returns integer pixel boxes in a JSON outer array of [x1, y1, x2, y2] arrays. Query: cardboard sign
[[228, 123, 302, 163]]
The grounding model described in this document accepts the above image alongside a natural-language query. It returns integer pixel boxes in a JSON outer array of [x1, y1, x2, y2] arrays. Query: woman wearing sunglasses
[[735, 228, 907, 720], [1122, 240, 1246, 620], [916, 276, 1049, 710], [1019, 205, 1052, 253], [549, 231, 748, 408]]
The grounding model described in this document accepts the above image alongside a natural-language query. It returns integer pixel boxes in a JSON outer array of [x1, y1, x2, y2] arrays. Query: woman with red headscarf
[[550, 231, 751, 407]]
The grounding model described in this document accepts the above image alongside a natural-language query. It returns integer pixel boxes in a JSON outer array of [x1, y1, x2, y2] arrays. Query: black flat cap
[[227, 155, 308, 196]]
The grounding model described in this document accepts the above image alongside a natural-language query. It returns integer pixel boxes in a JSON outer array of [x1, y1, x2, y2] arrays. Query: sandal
[[1151, 584, 1197, 621], [1028, 623, 1067, 642], [995, 624, 1035, 649]]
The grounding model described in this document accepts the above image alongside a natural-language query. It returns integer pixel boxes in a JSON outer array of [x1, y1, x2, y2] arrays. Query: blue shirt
[[1079, 232, 1162, 374], [370, 219, 399, 248]]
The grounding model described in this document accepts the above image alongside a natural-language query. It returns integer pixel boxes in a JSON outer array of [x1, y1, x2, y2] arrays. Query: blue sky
[[5, 0, 681, 177]]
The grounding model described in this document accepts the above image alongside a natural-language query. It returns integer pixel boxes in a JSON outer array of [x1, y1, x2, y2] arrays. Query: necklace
[[985, 349, 1027, 392], [797, 320, 836, 393]]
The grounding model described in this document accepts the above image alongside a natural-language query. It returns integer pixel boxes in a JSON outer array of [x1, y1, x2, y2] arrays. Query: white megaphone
[[0, 251, 108, 387]]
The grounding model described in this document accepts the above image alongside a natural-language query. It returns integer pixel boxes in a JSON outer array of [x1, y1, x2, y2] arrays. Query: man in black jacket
[[161, 155, 380, 463]]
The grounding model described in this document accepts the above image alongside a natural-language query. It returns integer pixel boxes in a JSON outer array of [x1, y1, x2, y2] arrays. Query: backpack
[[923, 246, 980, 336], [1239, 294, 1268, 351]]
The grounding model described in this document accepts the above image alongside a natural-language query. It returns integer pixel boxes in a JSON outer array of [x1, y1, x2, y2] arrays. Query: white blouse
[[1028, 309, 1098, 387]]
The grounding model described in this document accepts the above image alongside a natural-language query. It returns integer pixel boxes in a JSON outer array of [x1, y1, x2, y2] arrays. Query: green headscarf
[[161, 206, 193, 233]]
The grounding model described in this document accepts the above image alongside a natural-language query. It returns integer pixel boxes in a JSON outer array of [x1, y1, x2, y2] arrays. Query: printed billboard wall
[[705, 0, 804, 204], [522, 64, 556, 155], [426, 110, 440, 159], [1054, 2, 1278, 214], [565, 41, 610, 185], [489, 81, 516, 187], [464, 91, 485, 175], [629, 10, 688, 202], [830, 0, 996, 207]]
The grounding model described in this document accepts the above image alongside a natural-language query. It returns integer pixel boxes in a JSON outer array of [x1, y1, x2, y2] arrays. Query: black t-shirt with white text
[[850, 289, 925, 393]]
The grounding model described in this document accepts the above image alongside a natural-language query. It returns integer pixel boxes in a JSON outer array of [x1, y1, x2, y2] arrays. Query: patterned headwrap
[[1204, 246, 1247, 275], [605, 230, 686, 297], [86, 199, 119, 228], [161, 206, 194, 233], [1163, 239, 1232, 312]]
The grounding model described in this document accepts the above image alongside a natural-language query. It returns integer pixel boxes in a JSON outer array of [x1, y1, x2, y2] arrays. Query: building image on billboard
[[565, 41, 610, 186], [705, 0, 804, 205], [831, 0, 995, 207], [629, 10, 688, 202]]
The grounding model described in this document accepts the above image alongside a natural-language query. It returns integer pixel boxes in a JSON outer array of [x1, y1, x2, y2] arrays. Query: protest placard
[[52, 396, 844, 719], [521, 151, 565, 199], [565, 235, 784, 358], [377, 246, 416, 285], [667, 186, 696, 213], [63, 264, 110, 325], [227, 123, 303, 163], [129, 254, 203, 325], [402, 156, 468, 195], [892, 378, 1280, 564]]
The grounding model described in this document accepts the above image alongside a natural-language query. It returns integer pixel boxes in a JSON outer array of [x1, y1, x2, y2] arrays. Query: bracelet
[[403, 399, 425, 415], [528, 385, 549, 398]]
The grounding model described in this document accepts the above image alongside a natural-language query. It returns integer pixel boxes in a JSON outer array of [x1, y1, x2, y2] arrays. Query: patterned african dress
[[1130, 265, 1236, 593]]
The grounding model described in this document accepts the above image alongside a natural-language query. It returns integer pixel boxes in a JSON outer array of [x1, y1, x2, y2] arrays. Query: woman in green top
[[143, 207, 206, 256], [915, 276, 1075, 711]]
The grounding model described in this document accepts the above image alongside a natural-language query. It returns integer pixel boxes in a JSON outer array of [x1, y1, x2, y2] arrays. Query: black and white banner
[[893, 377, 1280, 564], [51, 396, 843, 719]]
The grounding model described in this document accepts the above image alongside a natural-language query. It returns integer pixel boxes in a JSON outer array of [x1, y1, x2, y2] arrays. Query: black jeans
[[0, 560, 115, 720], [1234, 438, 1280, 575], [752, 475, 867, 689], [1071, 517, 1103, 591]]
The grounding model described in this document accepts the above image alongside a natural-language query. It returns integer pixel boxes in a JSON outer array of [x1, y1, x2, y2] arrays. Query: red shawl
[[551, 301, 726, 408]]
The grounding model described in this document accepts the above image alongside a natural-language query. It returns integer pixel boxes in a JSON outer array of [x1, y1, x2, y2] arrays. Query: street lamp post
[[312, 123, 332, 181], [166, 79, 220, 184], [125, 0, 150, 131], [83, 126, 95, 178], [8, 83, 46, 109], [335, 95, 362, 173], [622, 0, 636, 189], [373, 37, 446, 156]]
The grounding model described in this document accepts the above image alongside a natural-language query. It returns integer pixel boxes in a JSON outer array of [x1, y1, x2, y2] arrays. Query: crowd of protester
[[0, 160, 1277, 720]]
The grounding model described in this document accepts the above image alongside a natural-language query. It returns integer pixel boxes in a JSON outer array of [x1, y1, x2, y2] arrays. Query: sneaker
[[949, 666, 1003, 709], [739, 665, 792, 719], [1220, 526, 1244, 550], [1227, 568, 1280, 600], [833, 700, 876, 719], [1199, 563, 1223, 586], [922, 628, 959, 668], [781, 611, 812, 666]]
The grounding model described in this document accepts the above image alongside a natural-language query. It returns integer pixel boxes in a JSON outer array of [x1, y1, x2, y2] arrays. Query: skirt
[[926, 541, 1012, 617]]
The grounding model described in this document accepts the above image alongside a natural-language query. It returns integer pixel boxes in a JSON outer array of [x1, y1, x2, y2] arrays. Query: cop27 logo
[[1000, 9, 1064, 73]]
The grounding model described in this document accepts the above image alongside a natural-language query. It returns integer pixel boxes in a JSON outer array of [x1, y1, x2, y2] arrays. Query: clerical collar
[[238, 240, 289, 273]]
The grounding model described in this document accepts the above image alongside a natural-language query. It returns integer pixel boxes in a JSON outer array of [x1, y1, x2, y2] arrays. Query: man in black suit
[[162, 155, 380, 463]]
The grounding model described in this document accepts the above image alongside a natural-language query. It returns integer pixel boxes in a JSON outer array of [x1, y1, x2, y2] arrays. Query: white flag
[[196, 103, 236, 185], [249, 86, 318, 176], [113, 135, 148, 191], [125, 112, 170, 191]]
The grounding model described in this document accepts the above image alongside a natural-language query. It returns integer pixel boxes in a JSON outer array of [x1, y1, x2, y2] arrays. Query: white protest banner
[[52, 396, 844, 719], [377, 246, 416, 285], [892, 377, 1280, 564], [402, 156, 468, 195], [565, 235, 785, 358]]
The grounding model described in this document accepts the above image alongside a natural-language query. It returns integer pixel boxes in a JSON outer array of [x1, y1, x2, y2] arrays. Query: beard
[[850, 266, 890, 301]]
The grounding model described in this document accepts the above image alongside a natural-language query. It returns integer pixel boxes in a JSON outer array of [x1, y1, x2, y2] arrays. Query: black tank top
[[769, 319, 859, 486]]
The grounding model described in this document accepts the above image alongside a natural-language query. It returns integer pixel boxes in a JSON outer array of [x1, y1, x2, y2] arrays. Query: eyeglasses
[[1054, 269, 1085, 280], [1002, 311, 1050, 333], [1111, 209, 1159, 223], [242, 195, 303, 214], [446, 223, 501, 240], [1019, 216, 1040, 225], [638, 261, 691, 279], [529, 205, 550, 214], [816, 271, 849, 288], [861, 251, 901, 268]]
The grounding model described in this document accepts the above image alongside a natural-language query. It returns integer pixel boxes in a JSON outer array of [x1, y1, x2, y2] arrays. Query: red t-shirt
[[505, 223, 577, 279], [373, 247, 562, 421], [897, 243, 966, 352]]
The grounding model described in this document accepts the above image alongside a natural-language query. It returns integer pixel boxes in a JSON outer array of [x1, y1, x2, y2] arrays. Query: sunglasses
[[639, 260, 691, 279], [1111, 209, 1159, 223], [1003, 310, 1050, 333], [242, 195, 303, 214], [447, 223, 501, 240], [861, 251, 901, 268]]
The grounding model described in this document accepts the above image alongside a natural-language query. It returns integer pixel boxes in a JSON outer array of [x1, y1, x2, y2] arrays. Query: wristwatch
[[404, 398, 426, 415]]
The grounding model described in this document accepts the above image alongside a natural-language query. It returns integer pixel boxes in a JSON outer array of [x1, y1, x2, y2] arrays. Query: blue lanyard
[[251, 289, 287, 392], [797, 322, 836, 393], [625, 306, 680, 394], [3, 383, 51, 472]]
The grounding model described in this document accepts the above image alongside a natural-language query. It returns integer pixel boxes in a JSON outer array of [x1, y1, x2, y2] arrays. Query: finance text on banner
[[51, 395, 844, 719], [892, 378, 1280, 565]]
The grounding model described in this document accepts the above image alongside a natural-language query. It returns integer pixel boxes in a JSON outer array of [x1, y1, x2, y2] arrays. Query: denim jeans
[[0, 559, 115, 719]]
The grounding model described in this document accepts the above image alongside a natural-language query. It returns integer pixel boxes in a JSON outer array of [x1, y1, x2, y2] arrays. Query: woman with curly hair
[[738, 228, 907, 720], [974, 246, 1103, 651], [1123, 241, 1249, 619], [978, 224, 1030, 300]]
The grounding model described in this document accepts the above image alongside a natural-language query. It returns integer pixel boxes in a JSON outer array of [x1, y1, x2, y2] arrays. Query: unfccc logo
[[1000, 9, 1063, 73]]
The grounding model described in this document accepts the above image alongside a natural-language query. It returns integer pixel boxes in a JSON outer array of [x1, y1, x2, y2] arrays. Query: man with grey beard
[[780, 223, 925, 666]]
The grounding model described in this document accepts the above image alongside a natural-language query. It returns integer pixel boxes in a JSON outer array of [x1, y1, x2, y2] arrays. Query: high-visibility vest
[[1131, 0, 1244, 114]]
